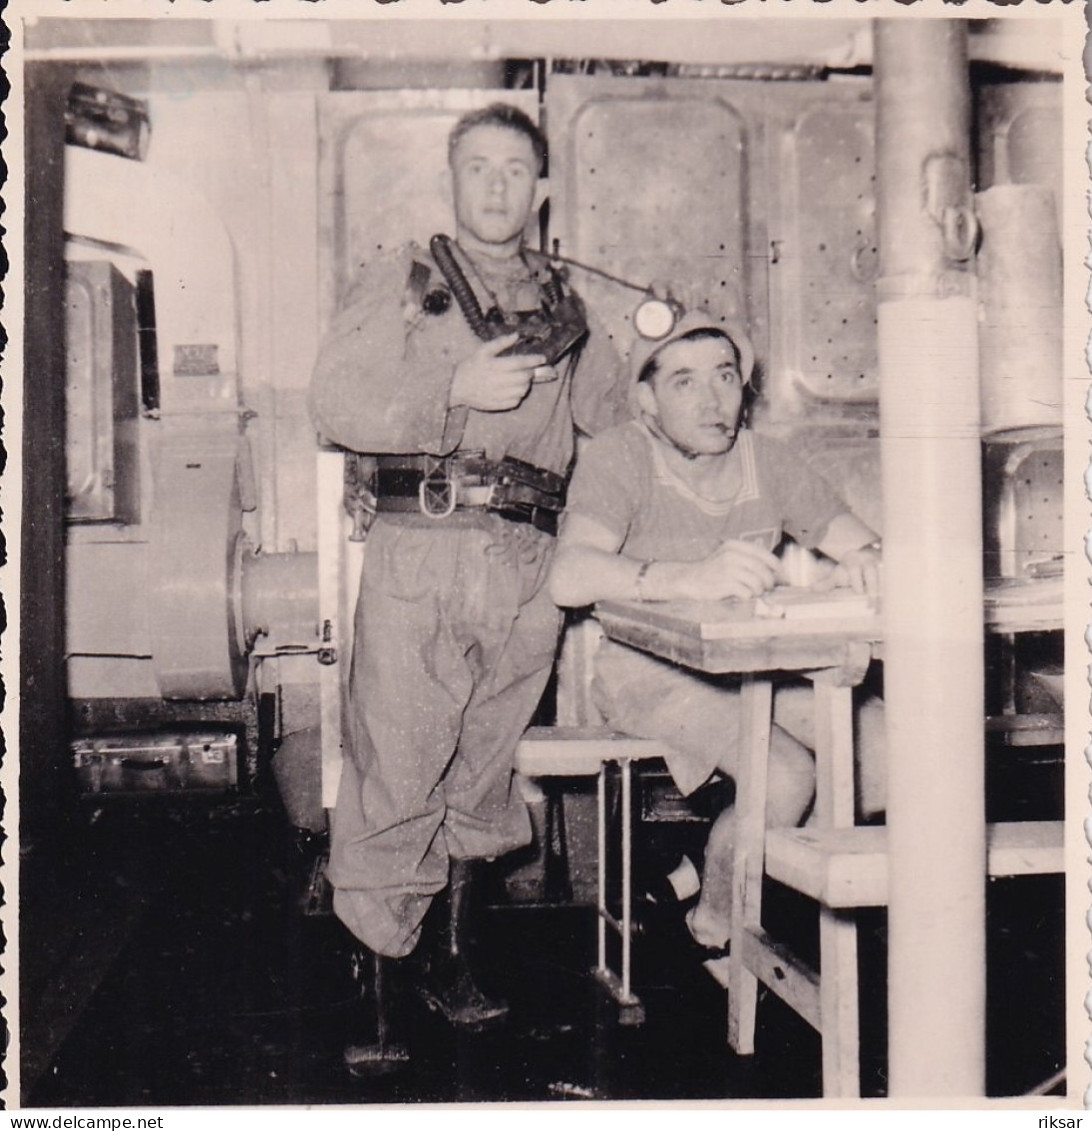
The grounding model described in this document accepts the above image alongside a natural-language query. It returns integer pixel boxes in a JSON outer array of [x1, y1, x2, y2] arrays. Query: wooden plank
[[597, 595, 881, 643], [766, 821, 1064, 909], [596, 596, 881, 677], [516, 726, 664, 776], [593, 606, 713, 672], [596, 613, 878, 677], [597, 580, 1060, 682], [738, 926, 822, 1032], [766, 825, 889, 907], [983, 577, 1064, 633]]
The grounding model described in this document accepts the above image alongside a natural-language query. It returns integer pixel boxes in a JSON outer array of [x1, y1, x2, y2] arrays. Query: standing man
[[310, 104, 627, 1052]]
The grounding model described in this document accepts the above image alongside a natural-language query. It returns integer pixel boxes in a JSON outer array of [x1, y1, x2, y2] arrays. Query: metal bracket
[[317, 619, 337, 666], [924, 153, 978, 262]]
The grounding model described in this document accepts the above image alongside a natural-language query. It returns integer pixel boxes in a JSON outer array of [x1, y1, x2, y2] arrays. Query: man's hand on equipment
[[679, 539, 780, 602], [450, 332, 547, 412]]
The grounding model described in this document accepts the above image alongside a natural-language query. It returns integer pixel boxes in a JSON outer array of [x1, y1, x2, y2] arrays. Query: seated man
[[548, 310, 885, 951]]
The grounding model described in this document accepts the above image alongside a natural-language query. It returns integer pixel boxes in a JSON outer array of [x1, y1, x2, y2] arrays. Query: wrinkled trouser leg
[[443, 576, 562, 860], [328, 520, 559, 958]]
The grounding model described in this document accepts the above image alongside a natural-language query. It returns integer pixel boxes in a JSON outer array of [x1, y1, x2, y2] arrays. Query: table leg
[[812, 677, 861, 1097], [727, 675, 773, 1055], [813, 680, 856, 828], [819, 907, 862, 1097]]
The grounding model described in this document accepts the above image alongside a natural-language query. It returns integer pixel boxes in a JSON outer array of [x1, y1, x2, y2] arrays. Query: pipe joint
[[876, 271, 975, 302]]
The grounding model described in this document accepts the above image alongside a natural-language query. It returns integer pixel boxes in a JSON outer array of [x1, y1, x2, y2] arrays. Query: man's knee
[[766, 727, 816, 826], [857, 696, 887, 819]]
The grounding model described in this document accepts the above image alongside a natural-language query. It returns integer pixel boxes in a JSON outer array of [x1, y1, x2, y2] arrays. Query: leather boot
[[419, 858, 509, 1031], [343, 945, 411, 1076]]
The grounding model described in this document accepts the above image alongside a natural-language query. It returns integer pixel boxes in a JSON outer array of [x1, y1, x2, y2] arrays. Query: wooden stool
[[515, 726, 664, 1023]]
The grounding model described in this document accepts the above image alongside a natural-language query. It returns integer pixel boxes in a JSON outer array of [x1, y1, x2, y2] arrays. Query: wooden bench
[[515, 725, 665, 1024], [708, 819, 1064, 1024], [764, 819, 1063, 909], [724, 673, 1066, 1097]]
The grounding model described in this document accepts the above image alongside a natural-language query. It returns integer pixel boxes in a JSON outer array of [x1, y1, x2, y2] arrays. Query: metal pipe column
[[874, 19, 986, 1096]]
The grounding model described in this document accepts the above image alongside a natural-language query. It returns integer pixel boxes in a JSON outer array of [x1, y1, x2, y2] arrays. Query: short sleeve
[[754, 435, 850, 549], [562, 426, 644, 544]]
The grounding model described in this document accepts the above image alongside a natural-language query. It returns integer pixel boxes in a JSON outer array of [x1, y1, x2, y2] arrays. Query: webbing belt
[[372, 453, 565, 536]]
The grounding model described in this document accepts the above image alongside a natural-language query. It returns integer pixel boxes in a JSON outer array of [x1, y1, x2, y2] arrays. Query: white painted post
[[874, 18, 987, 1097]]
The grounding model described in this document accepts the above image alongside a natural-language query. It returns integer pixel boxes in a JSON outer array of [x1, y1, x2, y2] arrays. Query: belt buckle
[[418, 456, 457, 518]]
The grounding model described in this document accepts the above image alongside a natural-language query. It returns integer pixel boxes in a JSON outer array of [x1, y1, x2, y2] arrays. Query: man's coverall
[[310, 242, 627, 957]]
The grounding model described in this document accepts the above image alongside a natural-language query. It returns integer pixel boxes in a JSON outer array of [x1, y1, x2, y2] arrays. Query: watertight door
[[545, 73, 880, 426]]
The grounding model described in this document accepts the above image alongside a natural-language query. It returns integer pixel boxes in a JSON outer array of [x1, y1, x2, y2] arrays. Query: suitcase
[[72, 732, 238, 795]]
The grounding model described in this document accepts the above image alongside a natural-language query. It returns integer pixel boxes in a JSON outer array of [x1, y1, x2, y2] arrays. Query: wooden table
[[597, 587, 881, 1095], [594, 577, 1063, 1097], [595, 588, 881, 679], [596, 575, 1062, 671]]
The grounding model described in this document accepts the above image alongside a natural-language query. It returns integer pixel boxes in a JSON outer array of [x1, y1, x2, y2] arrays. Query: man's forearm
[[550, 544, 699, 608], [816, 511, 880, 563]]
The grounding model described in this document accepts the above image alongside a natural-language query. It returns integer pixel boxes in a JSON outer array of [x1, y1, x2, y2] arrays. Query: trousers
[[592, 638, 886, 817], [328, 514, 561, 957]]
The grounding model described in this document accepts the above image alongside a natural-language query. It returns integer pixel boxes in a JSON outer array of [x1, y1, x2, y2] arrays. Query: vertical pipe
[[874, 19, 986, 1097]]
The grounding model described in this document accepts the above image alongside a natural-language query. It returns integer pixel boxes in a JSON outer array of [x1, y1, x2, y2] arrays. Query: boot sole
[[344, 1043, 411, 1076], [417, 987, 510, 1033]]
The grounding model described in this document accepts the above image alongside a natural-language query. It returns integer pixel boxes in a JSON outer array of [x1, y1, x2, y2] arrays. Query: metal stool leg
[[621, 757, 632, 1002], [596, 762, 607, 980], [591, 758, 645, 1024]]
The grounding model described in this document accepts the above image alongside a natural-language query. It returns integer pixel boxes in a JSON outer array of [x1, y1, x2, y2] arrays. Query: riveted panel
[[549, 74, 880, 425], [983, 431, 1064, 579], [548, 75, 767, 373], [1010, 442, 1064, 567], [566, 95, 747, 338], [781, 102, 878, 407]]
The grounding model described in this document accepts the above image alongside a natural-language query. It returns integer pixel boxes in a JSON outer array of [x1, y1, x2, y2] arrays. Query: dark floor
[[20, 757, 1066, 1108]]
